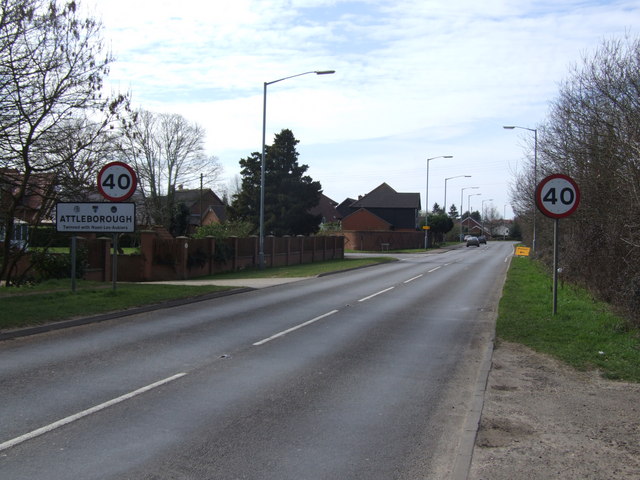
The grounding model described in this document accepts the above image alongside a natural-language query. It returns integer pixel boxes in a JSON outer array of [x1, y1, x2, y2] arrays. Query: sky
[[86, 0, 640, 219]]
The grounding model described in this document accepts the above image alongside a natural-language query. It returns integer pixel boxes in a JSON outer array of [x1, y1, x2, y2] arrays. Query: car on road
[[466, 236, 480, 247], [478, 235, 487, 244]]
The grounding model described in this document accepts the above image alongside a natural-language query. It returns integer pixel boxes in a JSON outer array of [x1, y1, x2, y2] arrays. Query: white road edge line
[[428, 266, 442, 273], [253, 310, 339, 346], [358, 286, 395, 303], [0, 372, 187, 453], [403, 274, 423, 284]]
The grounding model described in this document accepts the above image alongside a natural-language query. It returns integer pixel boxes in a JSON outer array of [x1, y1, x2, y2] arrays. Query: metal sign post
[[96, 161, 137, 292], [535, 174, 581, 315], [71, 235, 77, 293]]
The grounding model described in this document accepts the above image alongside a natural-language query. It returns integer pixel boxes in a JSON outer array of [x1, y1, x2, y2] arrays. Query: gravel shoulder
[[468, 341, 640, 480]]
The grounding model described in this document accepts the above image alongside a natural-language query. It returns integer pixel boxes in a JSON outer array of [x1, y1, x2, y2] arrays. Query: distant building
[[341, 183, 421, 231]]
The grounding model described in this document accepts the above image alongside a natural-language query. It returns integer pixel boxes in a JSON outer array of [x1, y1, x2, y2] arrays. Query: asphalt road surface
[[0, 241, 514, 479]]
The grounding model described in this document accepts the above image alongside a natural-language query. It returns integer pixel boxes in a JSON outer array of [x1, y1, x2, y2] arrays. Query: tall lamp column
[[425, 155, 453, 249], [460, 186, 479, 240], [467, 193, 482, 237], [503, 125, 537, 252], [444, 175, 471, 217], [259, 70, 335, 269], [481, 198, 493, 236]]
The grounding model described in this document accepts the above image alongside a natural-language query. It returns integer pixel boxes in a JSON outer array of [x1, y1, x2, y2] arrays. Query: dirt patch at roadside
[[468, 341, 640, 480]]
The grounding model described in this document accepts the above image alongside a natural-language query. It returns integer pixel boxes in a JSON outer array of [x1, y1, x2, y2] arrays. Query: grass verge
[[0, 282, 234, 330], [498, 257, 640, 382], [0, 257, 393, 331]]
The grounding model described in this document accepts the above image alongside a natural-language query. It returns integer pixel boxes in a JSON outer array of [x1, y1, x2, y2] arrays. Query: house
[[0, 169, 57, 224], [172, 187, 226, 234], [309, 193, 342, 229], [336, 197, 356, 219], [461, 216, 485, 237], [1, 169, 57, 248], [341, 183, 421, 231]]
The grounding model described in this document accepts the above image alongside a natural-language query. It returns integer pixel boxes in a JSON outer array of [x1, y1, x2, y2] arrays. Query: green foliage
[[30, 249, 88, 281], [431, 202, 444, 214], [319, 221, 342, 232], [169, 202, 191, 237], [427, 213, 454, 235], [193, 220, 253, 239], [28, 227, 70, 248], [192, 221, 254, 263], [229, 129, 322, 236], [509, 220, 522, 240]]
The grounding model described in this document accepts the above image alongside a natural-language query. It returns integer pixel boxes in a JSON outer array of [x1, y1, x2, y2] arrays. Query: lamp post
[[504, 204, 507, 240], [425, 155, 453, 248], [503, 125, 537, 252], [481, 198, 493, 236], [460, 186, 479, 240], [259, 70, 335, 269], [467, 193, 481, 237], [444, 175, 471, 217]]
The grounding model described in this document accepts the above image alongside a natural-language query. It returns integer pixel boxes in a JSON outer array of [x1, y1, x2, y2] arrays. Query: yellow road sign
[[515, 246, 531, 257]]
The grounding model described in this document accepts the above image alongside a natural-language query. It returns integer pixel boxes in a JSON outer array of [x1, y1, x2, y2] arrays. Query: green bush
[[30, 249, 87, 280]]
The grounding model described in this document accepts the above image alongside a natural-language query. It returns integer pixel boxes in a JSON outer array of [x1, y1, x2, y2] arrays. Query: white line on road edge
[[403, 274, 423, 284], [0, 372, 187, 453], [253, 310, 339, 346], [358, 286, 395, 302], [428, 266, 442, 273]]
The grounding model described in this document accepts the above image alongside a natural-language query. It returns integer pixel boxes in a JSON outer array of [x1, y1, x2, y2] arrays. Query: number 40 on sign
[[97, 161, 137, 202], [535, 174, 580, 219]]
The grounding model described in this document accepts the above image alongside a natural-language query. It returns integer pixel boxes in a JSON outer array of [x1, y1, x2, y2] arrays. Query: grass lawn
[[497, 257, 640, 382]]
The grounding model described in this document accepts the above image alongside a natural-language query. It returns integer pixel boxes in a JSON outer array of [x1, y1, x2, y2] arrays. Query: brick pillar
[[139, 230, 156, 281], [176, 236, 189, 279], [207, 236, 215, 276]]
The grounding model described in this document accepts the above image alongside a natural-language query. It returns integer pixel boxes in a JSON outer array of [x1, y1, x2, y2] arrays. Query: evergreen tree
[[230, 129, 322, 236], [427, 213, 454, 244], [431, 202, 444, 214]]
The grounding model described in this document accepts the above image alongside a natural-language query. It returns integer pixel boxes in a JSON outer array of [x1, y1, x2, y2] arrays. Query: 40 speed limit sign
[[97, 161, 137, 201], [535, 174, 580, 219]]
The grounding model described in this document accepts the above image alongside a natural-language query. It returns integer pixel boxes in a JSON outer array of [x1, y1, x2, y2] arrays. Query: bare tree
[[0, 0, 128, 283], [511, 35, 640, 323], [118, 109, 223, 229]]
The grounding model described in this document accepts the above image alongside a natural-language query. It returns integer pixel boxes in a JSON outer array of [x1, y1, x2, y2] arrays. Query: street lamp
[[444, 175, 471, 217], [481, 198, 493, 235], [460, 186, 479, 240], [259, 70, 335, 269], [503, 125, 537, 252], [425, 155, 453, 249], [467, 193, 481, 237]]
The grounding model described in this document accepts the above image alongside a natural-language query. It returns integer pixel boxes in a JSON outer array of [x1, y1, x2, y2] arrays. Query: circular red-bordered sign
[[97, 162, 137, 201], [536, 174, 581, 219]]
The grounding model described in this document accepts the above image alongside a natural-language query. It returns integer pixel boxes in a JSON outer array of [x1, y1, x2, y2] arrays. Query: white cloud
[[90, 0, 640, 217]]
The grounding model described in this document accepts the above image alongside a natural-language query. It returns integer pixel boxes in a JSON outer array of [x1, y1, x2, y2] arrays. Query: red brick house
[[172, 188, 227, 234], [341, 183, 421, 231]]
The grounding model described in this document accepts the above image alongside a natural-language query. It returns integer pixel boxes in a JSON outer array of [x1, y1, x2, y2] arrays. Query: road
[[0, 242, 514, 479]]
